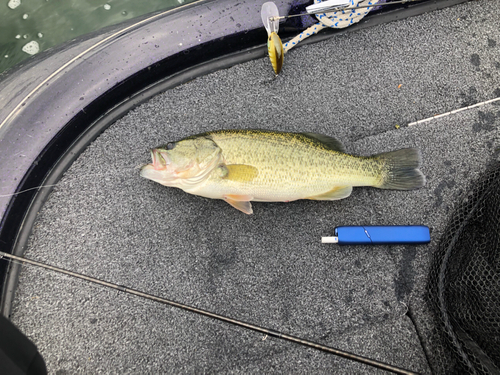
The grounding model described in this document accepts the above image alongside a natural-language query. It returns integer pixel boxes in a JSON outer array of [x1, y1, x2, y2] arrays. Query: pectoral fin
[[224, 194, 254, 214], [224, 164, 259, 183], [307, 186, 353, 201]]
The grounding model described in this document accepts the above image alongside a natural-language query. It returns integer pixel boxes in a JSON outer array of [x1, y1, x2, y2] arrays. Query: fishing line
[[0, 166, 142, 199], [0, 251, 419, 375], [0, 185, 59, 198]]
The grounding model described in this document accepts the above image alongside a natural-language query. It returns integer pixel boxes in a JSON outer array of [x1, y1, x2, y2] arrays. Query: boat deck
[[10, 0, 500, 372]]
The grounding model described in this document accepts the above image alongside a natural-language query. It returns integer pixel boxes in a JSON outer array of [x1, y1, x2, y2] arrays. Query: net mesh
[[427, 162, 500, 374]]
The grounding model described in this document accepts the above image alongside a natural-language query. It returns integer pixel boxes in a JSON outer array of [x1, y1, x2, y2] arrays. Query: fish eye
[[166, 142, 175, 150]]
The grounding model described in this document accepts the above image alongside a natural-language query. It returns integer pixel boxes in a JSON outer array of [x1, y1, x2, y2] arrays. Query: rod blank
[[0, 251, 418, 375]]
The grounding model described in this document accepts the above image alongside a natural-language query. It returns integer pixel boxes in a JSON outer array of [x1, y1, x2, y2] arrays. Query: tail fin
[[374, 148, 425, 190]]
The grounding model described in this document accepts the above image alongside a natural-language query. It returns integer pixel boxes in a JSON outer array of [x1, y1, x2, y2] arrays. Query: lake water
[[0, 0, 196, 74]]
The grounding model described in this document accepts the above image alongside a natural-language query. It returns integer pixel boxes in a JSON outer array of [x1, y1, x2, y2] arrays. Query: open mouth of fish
[[140, 149, 177, 184], [151, 149, 169, 170]]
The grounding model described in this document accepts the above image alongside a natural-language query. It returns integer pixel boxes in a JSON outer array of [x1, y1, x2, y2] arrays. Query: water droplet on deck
[[23, 34, 28, 39], [4, 55, 9, 58], [8, 0, 21, 10], [22, 13, 29, 19], [122, 11, 127, 16], [103, 4, 111, 10], [15, 34, 21, 39], [22, 41, 40, 55], [37, 33, 43, 38]]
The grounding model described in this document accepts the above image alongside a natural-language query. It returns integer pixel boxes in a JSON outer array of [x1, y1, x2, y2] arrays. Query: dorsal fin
[[301, 132, 346, 152]]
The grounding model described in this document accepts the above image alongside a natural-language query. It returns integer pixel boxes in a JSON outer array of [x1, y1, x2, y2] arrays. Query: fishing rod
[[270, 0, 426, 21], [0, 250, 419, 375]]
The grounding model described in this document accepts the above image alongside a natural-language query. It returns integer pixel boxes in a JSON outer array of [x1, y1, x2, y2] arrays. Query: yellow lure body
[[267, 32, 284, 74]]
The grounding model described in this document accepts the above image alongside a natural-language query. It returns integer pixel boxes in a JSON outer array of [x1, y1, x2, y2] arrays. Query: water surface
[[0, 0, 195, 74]]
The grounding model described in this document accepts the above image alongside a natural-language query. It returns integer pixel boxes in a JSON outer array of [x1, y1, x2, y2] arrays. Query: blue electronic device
[[322, 225, 431, 245]]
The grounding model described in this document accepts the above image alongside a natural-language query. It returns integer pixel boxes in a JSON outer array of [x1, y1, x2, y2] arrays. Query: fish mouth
[[141, 146, 220, 186], [151, 149, 170, 170], [140, 149, 177, 185]]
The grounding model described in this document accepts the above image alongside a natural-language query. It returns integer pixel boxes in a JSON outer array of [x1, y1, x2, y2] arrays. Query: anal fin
[[307, 186, 352, 201], [224, 194, 254, 214]]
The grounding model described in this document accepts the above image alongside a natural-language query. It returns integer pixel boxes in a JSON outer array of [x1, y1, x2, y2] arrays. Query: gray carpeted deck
[[10, 0, 500, 373]]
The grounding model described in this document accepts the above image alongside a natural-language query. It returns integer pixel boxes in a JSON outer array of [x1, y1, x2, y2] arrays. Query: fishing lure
[[261, 2, 284, 74]]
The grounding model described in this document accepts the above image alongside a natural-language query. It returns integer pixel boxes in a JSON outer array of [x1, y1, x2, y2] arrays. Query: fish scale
[[209, 131, 374, 184]]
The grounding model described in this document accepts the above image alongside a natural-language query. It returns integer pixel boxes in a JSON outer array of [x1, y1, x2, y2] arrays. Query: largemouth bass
[[140, 130, 425, 214]]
